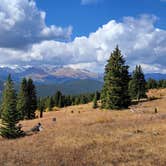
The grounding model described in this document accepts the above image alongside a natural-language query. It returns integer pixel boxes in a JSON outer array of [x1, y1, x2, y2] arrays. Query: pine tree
[[101, 46, 131, 109], [80, 95, 87, 104], [93, 92, 98, 109], [46, 96, 54, 111], [74, 97, 80, 105], [17, 78, 28, 120], [146, 78, 157, 89], [129, 65, 147, 100], [162, 80, 166, 88], [54, 91, 62, 107], [27, 78, 37, 119], [38, 98, 44, 118], [0, 75, 23, 138], [58, 95, 62, 107]]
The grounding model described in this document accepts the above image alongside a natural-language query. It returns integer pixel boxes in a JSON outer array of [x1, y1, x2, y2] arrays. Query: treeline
[[38, 91, 100, 112], [146, 79, 166, 89]]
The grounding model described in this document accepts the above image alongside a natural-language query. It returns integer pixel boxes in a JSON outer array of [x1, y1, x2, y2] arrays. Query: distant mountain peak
[[0, 65, 102, 83]]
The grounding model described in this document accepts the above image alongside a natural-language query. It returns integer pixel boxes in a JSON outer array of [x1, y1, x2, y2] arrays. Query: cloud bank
[[0, 0, 165, 74], [0, 0, 72, 49]]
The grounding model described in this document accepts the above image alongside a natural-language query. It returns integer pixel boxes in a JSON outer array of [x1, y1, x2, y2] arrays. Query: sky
[[0, 0, 165, 73]]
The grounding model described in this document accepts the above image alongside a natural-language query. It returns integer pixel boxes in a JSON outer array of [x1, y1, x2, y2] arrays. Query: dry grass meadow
[[0, 89, 166, 166]]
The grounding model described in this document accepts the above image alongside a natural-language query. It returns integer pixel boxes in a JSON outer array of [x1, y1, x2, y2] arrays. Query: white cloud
[[81, 0, 102, 5], [0, 1, 165, 74], [0, 0, 72, 48], [14, 14, 164, 74], [140, 64, 166, 74]]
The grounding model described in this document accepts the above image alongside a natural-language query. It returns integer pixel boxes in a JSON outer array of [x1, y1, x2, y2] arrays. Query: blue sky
[[0, 0, 165, 73], [35, 0, 166, 38]]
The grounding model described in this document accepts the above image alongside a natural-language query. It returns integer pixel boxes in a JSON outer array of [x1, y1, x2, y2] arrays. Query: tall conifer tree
[[93, 92, 98, 109], [0, 75, 22, 138], [54, 91, 62, 107], [129, 65, 147, 100], [17, 78, 28, 120], [146, 78, 157, 89], [101, 46, 131, 109], [27, 78, 37, 119]]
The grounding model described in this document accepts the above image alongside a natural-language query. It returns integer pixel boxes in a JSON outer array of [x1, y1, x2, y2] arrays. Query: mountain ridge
[[0, 66, 103, 83]]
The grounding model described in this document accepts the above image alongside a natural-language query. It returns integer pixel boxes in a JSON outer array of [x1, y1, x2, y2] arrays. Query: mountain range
[[0, 66, 103, 84], [0, 66, 165, 97]]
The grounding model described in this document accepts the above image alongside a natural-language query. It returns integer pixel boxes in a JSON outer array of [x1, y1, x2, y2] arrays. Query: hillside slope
[[0, 89, 166, 166], [37, 79, 103, 96]]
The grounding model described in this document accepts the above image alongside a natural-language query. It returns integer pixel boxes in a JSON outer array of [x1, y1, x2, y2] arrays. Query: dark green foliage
[[64, 95, 72, 106], [129, 65, 147, 100], [39, 91, 96, 111], [0, 75, 23, 138], [101, 46, 131, 109], [54, 91, 62, 107], [80, 95, 88, 104], [158, 80, 166, 88], [146, 78, 158, 89], [95, 91, 100, 100], [58, 95, 63, 108], [27, 78, 37, 119], [93, 92, 98, 109], [17, 78, 37, 120], [38, 97, 45, 118], [74, 97, 80, 105], [146, 79, 166, 90], [45, 96, 54, 111], [17, 78, 28, 120]]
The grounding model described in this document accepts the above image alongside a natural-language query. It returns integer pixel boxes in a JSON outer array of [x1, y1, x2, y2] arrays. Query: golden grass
[[0, 89, 166, 166]]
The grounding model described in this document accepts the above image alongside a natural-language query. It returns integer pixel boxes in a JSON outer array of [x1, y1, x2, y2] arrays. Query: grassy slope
[[0, 89, 166, 166]]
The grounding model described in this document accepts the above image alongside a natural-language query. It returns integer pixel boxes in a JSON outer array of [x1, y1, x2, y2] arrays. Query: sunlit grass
[[0, 89, 166, 166]]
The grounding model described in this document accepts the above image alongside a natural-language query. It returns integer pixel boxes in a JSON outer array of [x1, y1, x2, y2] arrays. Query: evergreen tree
[[95, 91, 100, 100], [158, 80, 163, 88], [101, 46, 131, 109], [157, 79, 166, 88], [17, 78, 28, 120], [58, 95, 63, 107], [129, 65, 147, 100], [38, 98, 44, 118], [46, 96, 54, 111], [147, 78, 157, 89], [54, 91, 62, 107], [162, 80, 166, 88], [80, 95, 87, 104], [27, 78, 37, 119], [74, 97, 80, 105], [93, 92, 98, 109], [0, 75, 23, 138]]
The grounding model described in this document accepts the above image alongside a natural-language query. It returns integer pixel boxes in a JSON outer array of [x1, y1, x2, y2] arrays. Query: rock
[[52, 117, 56, 122], [152, 131, 160, 136], [134, 129, 144, 134]]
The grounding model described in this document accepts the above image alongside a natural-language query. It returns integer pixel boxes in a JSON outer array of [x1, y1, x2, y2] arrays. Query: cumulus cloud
[[0, 0, 72, 49], [81, 0, 102, 5], [0, 6, 166, 73]]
